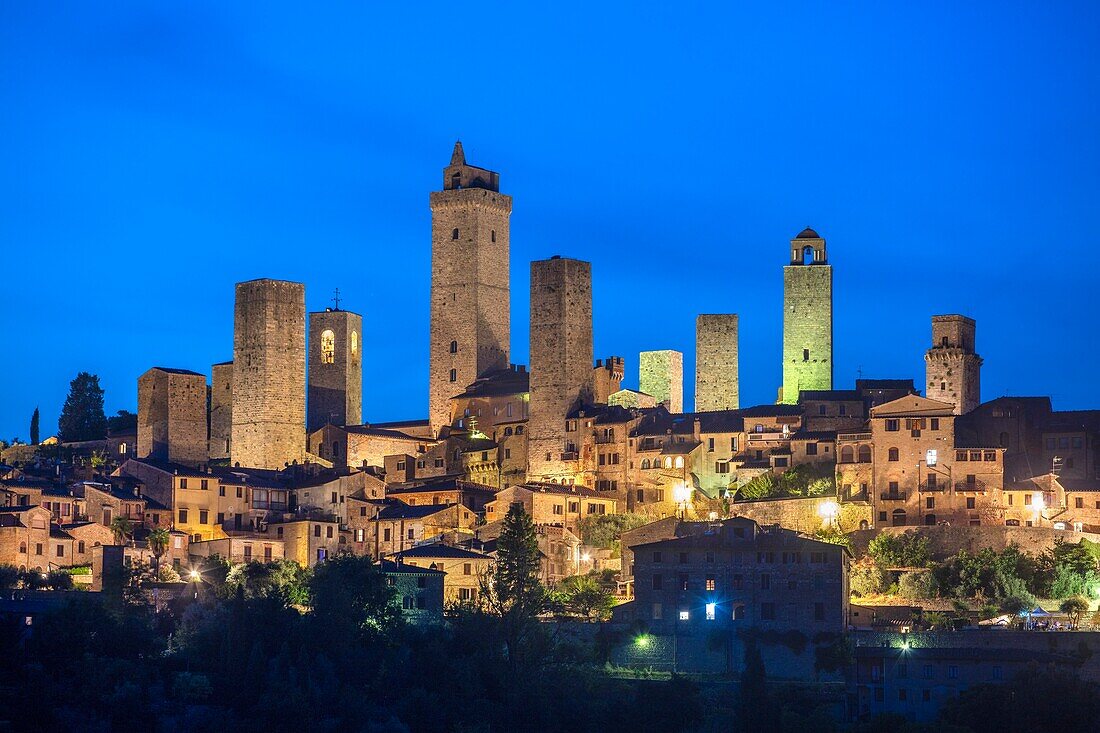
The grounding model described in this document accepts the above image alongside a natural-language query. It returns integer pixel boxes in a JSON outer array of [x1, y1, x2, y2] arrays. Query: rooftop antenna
[[332, 288, 341, 311], [856, 365, 864, 380]]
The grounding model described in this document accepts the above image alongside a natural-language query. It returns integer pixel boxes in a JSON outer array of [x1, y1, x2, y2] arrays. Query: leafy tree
[[813, 526, 852, 549], [46, 570, 73, 590], [737, 471, 777, 500], [227, 559, 311, 606], [576, 512, 647, 553], [57, 372, 107, 442], [110, 516, 134, 545], [557, 573, 615, 621], [106, 409, 137, 434], [1038, 538, 1099, 599], [308, 554, 400, 639], [868, 532, 931, 568], [940, 669, 1100, 733], [849, 559, 889, 597], [898, 570, 936, 600], [147, 527, 170, 572], [1060, 595, 1090, 628], [0, 564, 22, 589], [29, 407, 40, 445], [739, 640, 775, 733]]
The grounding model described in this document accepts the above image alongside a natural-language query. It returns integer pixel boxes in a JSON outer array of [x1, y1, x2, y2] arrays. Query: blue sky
[[1, 2, 1098, 440]]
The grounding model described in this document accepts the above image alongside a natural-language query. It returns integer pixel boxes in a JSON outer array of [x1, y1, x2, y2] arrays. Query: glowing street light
[[817, 500, 839, 524], [635, 634, 650, 648], [188, 569, 201, 581]]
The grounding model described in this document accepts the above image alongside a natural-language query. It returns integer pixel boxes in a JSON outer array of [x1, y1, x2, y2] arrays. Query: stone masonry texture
[[137, 367, 208, 468], [428, 144, 512, 436], [925, 314, 982, 415], [527, 256, 593, 481], [695, 314, 739, 411], [308, 309, 363, 432], [208, 361, 233, 460], [639, 350, 683, 413], [782, 231, 832, 403], [232, 278, 306, 469]]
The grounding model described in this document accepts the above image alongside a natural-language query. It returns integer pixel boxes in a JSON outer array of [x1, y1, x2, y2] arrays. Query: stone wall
[[427, 152, 512, 436], [639, 350, 683, 413], [725, 496, 873, 536], [848, 524, 1100, 560], [925, 315, 981, 415], [781, 234, 832, 404], [208, 361, 233, 460], [231, 279, 306, 469], [695, 314, 739, 412], [137, 367, 207, 468], [527, 256, 593, 482], [308, 309, 363, 432]]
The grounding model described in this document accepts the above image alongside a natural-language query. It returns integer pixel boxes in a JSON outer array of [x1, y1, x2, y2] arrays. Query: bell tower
[[780, 227, 833, 404]]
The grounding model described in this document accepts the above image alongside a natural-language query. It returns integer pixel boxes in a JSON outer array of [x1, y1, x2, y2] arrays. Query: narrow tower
[[208, 361, 233, 460], [428, 142, 512, 436], [308, 308, 363, 432], [695, 314, 739, 411], [231, 278, 306, 469], [640, 350, 684, 413], [925, 315, 981, 415], [780, 228, 833, 404], [137, 367, 208, 468], [527, 256, 594, 482]]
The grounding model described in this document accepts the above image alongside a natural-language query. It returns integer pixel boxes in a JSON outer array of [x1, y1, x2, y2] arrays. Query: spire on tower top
[[450, 140, 465, 166]]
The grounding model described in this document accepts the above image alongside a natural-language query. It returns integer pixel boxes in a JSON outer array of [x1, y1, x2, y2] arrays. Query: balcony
[[955, 479, 986, 492], [919, 481, 946, 492], [880, 491, 907, 502], [748, 432, 786, 443], [560, 451, 579, 462], [594, 435, 617, 445]]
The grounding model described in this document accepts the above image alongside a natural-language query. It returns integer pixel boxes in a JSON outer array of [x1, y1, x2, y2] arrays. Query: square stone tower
[[428, 142, 512, 436], [781, 227, 833, 404], [527, 256, 594, 482], [231, 278, 306, 469], [695, 314, 739, 411], [925, 314, 982, 415], [593, 356, 625, 404], [137, 367, 208, 468], [308, 308, 363, 432], [640, 350, 684, 413], [208, 361, 233, 460]]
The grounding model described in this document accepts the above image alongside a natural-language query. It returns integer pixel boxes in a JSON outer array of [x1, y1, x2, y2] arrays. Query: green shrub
[[850, 561, 888, 597], [898, 570, 936, 600], [867, 532, 931, 568]]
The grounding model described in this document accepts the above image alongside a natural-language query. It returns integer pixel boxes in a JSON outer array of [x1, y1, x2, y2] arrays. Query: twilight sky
[[1, 2, 1098, 441]]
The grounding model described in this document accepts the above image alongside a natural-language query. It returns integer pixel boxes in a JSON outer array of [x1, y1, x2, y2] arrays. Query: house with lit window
[[387, 542, 493, 603], [483, 482, 618, 533], [380, 559, 444, 625]]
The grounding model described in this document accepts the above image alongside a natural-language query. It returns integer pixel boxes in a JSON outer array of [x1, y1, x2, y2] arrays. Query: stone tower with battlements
[[137, 367, 208, 468], [640, 350, 684, 413], [308, 308, 363, 432], [428, 142, 512, 436], [695, 314, 739, 411], [208, 361, 233, 460], [925, 315, 982, 415], [780, 228, 833, 404], [527, 256, 594, 482], [231, 279, 306, 469]]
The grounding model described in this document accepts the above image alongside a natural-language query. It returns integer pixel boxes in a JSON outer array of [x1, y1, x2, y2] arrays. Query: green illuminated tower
[[780, 228, 832, 404]]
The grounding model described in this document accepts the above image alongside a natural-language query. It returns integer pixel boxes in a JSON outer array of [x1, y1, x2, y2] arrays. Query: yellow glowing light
[[672, 482, 692, 505], [581, 552, 591, 562], [817, 500, 840, 520], [189, 570, 201, 581]]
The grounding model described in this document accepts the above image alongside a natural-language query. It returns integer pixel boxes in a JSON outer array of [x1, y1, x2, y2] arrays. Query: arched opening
[[840, 446, 854, 464], [451, 228, 459, 240], [674, 456, 684, 469], [449, 368, 457, 382], [515, 425, 524, 435], [450, 340, 458, 354], [504, 427, 513, 436], [859, 519, 869, 530], [663, 457, 673, 469], [802, 245, 815, 265], [924, 514, 937, 526], [320, 330, 336, 364], [891, 509, 907, 527], [858, 445, 872, 464], [350, 331, 358, 357], [641, 459, 651, 469]]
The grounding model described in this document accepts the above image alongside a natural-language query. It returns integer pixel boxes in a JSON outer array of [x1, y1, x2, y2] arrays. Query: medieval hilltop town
[[4, 143, 1100, 727]]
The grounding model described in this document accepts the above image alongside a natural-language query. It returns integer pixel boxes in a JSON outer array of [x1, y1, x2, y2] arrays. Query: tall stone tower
[[208, 361, 233, 460], [137, 367, 208, 468], [428, 142, 512, 436], [231, 279, 306, 469], [780, 227, 833, 404], [925, 315, 981, 415], [308, 308, 363, 432], [527, 256, 594, 482], [640, 350, 684, 413], [695, 314, 739, 411]]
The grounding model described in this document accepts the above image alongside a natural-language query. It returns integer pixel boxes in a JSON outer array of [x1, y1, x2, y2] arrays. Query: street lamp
[[817, 500, 840, 529], [672, 482, 692, 519]]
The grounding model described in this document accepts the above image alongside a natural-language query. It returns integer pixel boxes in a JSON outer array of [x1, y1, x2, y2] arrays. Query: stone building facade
[[695, 314, 739, 412], [231, 278, 306, 469], [428, 142, 512, 436], [640, 350, 683, 413], [137, 367, 208, 468], [209, 361, 233, 460], [308, 308, 363, 432], [527, 256, 594, 483], [592, 357, 625, 404], [925, 315, 982, 415], [781, 228, 832, 403]]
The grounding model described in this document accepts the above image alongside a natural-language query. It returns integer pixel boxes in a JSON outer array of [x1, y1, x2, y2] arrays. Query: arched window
[[504, 427, 513, 437], [664, 457, 673, 469], [515, 425, 524, 435], [859, 519, 869, 530], [320, 330, 336, 364], [450, 340, 458, 354], [118, 442, 127, 455], [840, 446, 854, 464], [891, 509, 907, 527], [803, 245, 815, 265], [641, 459, 650, 469], [888, 448, 899, 462], [19, 542, 26, 554], [674, 456, 684, 469], [350, 331, 358, 357], [451, 228, 459, 240], [858, 445, 872, 464]]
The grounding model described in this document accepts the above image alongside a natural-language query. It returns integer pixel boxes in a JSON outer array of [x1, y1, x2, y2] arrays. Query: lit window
[[321, 330, 336, 364], [350, 331, 358, 356], [679, 610, 690, 621], [705, 603, 716, 620]]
